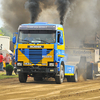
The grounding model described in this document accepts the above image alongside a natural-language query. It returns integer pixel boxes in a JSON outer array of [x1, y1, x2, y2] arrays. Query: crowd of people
[[0, 53, 15, 71]]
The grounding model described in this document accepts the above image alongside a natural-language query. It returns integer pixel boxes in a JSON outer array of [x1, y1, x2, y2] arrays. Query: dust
[[78, 75, 86, 82]]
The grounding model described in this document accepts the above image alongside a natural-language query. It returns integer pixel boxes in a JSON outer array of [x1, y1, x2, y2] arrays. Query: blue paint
[[35, 22, 48, 24], [15, 49, 18, 62], [25, 49, 29, 59], [57, 57, 65, 71], [57, 50, 65, 56], [65, 65, 75, 74], [21, 23, 63, 28], [15, 43, 18, 62]]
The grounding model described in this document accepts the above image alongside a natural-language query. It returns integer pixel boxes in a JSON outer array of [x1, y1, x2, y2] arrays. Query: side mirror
[[59, 37, 63, 44], [12, 36, 16, 44]]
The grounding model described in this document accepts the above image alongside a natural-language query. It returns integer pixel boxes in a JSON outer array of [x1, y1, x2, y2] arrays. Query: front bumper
[[17, 67, 58, 74]]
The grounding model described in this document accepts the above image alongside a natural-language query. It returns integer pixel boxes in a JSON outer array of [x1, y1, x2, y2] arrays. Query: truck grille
[[20, 49, 52, 64], [29, 49, 42, 64]]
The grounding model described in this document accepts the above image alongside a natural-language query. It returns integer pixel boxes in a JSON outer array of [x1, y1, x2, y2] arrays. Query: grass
[[0, 71, 18, 79]]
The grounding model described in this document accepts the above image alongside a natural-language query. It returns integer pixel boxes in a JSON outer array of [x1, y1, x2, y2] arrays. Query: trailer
[[66, 47, 100, 80], [0, 36, 13, 68]]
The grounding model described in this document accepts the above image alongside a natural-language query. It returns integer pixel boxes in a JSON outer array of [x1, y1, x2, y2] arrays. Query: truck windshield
[[18, 30, 56, 44]]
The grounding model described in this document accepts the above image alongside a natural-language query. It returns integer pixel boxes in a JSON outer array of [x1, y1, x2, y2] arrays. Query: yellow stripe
[[57, 45, 65, 50], [65, 73, 74, 76], [57, 27, 63, 30], [58, 55, 64, 57], [18, 44, 54, 49]]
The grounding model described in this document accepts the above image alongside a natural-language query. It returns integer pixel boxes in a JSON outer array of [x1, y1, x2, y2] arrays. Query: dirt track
[[0, 77, 100, 100]]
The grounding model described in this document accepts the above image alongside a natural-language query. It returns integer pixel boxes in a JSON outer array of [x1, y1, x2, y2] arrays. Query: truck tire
[[78, 56, 87, 81], [19, 72, 27, 83], [34, 77, 43, 81], [67, 70, 78, 82], [73, 70, 78, 82], [55, 64, 64, 84], [87, 63, 94, 79], [72, 70, 78, 82]]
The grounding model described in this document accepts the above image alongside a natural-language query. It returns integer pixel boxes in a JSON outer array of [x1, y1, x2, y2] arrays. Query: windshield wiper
[[34, 39, 50, 44], [22, 39, 32, 43]]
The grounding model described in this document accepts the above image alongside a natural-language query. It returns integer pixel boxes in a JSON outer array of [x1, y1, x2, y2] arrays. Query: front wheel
[[55, 64, 64, 84], [19, 72, 27, 83]]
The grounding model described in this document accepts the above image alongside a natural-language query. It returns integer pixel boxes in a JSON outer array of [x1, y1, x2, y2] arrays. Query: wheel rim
[[61, 65, 64, 83]]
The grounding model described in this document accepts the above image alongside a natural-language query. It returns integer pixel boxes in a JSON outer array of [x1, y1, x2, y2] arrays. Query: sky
[[0, 0, 3, 28]]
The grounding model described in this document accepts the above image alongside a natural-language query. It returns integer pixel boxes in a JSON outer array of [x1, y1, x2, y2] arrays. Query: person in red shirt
[[0, 53, 4, 71], [4, 53, 11, 66]]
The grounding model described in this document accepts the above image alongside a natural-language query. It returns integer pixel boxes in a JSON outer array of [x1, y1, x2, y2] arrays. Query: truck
[[12, 22, 99, 84]]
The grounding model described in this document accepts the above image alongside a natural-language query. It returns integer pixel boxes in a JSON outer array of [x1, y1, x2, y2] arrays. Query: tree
[[0, 27, 13, 40]]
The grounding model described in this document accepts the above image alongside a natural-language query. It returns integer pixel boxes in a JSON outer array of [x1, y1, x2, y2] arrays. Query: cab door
[[57, 30, 65, 57]]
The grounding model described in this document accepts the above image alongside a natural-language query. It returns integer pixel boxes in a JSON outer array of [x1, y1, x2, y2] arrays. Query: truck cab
[[13, 22, 78, 84]]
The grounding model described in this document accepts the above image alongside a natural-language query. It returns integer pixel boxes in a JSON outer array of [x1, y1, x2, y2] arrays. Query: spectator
[[0, 53, 4, 71], [4, 53, 11, 66]]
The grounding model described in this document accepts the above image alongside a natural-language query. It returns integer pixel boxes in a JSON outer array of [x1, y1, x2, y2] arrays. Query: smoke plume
[[0, 0, 71, 31], [1, 0, 29, 32], [1, 0, 100, 48], [56, 0, 74, 25], [64, 0, 98, 47], [25, 0, 41, 23], [25, 0, 55, 23]]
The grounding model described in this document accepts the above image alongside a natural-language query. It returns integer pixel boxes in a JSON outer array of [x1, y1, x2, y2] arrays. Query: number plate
[[50, 69, 54, 72], [17, 69, 21, 72]]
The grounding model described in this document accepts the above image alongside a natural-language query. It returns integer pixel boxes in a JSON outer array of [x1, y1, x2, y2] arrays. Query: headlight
[[49, 63, 55, 67], [17, 62, 23, 66]]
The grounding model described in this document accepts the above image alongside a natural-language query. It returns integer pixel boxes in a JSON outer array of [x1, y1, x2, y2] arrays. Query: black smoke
[[26, 0, 72, 25], [25, 0, 55, 23], [25, 0, 41, 23], [1, 0, 29, 32], [0, 0, 72, 32], [56, 0, 74, 25]]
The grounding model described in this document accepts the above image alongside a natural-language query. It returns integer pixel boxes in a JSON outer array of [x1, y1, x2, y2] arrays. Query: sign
[[19, 25, 56, 30], [66, 48, 99, 63], [28, 46, 44, 48]]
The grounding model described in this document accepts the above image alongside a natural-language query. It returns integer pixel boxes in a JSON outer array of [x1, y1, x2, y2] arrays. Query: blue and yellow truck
[[13, 22, 81, 84]]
